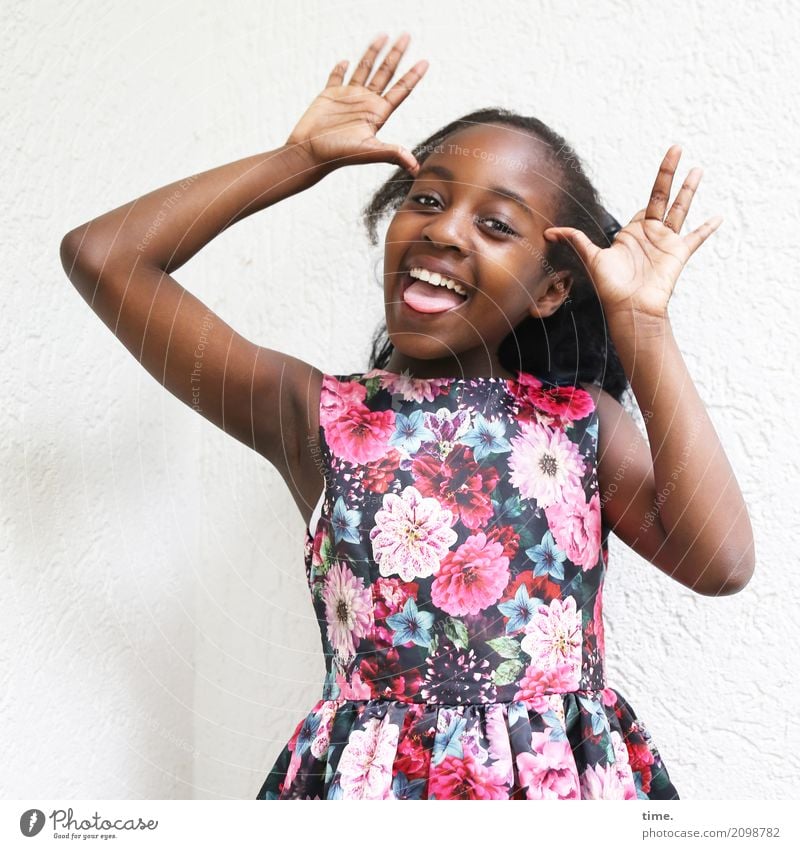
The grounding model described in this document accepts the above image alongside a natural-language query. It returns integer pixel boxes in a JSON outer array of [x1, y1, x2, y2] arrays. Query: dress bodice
[[303, 367, 610, 705]]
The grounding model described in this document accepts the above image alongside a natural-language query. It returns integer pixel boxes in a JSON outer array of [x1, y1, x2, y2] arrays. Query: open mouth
[[399, 270, 470, 314]]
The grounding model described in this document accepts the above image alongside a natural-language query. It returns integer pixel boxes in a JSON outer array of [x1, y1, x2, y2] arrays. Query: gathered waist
[[319, 686, 612, 708]]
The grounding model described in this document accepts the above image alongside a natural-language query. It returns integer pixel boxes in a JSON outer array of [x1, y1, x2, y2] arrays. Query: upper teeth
[[409, 267, 468, 298]]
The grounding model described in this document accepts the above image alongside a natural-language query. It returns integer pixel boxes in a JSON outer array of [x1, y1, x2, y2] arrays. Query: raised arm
[[59, 144, 333, 474], [59, 32, 429, 518], [547, 145, 754, 596], [585, 382, 753, 597]]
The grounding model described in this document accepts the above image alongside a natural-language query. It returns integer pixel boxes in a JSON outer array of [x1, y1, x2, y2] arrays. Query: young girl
[[60, 32, 754, 800]]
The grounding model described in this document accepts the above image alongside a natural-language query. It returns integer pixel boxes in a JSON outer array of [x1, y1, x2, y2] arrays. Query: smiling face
[[382, 123, 573, 379]]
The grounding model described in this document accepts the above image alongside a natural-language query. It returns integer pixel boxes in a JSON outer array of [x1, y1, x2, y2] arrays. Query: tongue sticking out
[[403, 280, 466, 313]]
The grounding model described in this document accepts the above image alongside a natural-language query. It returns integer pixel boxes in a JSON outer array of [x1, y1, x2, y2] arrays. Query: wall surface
[[3, 0, 799, 800]]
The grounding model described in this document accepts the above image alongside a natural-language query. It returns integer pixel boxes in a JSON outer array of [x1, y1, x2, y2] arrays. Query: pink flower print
[[373, 577, 419, 621], [546, 490, 601, 570], [485, 705, 514, 787], [514, 662, 580, 709], [429, 754, 510, 800], [283, 747, 302, 791], [310, 702, 338, 760], [508, 421, 586, 507], [516, 731, 580, 799], [431, 532, 511, 616], [520, 596, 582, 685], [593, 580, 606, 659], [337, 716, 400, 800], [424, 406, 471, 446], [609, 729, 638, 799], [369, 486, 458, 581], [320, 374, 366, 428], [579, 760, 636, 799], [322, 560, 373, 668], [363, 368, 452, 403], [600, 686, 619, 708], [325, 405, 395, 465], [334, 668, 373, 700]]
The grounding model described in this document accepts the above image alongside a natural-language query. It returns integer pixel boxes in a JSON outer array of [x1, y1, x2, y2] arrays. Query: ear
[[528, 271, 574, 319]]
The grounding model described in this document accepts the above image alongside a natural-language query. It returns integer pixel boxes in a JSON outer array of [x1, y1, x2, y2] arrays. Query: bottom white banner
[[2, 799, 797, 847]]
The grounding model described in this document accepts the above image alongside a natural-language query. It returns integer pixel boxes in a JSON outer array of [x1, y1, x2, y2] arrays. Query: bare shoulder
[[251, 351, 325, 470], [581, 383, 650, 464], [249, 351, 328, 527]]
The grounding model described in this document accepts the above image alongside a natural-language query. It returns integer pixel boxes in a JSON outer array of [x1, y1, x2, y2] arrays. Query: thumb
[[359, 138, 420, 175], [543, 227, 598, 262]]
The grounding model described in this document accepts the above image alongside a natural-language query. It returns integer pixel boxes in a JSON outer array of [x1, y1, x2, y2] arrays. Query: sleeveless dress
[[256, 368, 680, 800]]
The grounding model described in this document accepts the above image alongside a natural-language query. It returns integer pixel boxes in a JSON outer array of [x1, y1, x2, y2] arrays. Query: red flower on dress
[[358, 649, 423, 700], [509, 372, 595, 427], [394, 728, 431, 783], [361, 448, 402, 494], [485, 524, 520, 561], [411, 444, 499, 529], [499, 569, 562, 606]]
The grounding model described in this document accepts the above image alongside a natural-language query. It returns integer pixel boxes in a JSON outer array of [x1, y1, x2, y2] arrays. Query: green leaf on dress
[[501, 493, 523, 519], [364, 376, 383, 401], [487, 637, 522, 659], [318, 531, 334, 574], [492, 659, 525, 686], [443, 617, 469, 650], [516, 523, 540, 552]]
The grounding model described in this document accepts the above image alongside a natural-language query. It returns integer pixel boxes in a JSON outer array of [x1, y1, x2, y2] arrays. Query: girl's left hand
[[543, 144, 723, 322]]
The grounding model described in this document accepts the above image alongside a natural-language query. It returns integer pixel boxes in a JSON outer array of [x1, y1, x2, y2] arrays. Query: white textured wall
[[4, 0, 798, 800]]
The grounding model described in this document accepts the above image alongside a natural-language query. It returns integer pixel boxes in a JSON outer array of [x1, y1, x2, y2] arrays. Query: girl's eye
[[411, 193, 440, 208], [410, 194, 518, 237], [478, 217, 518, 237]]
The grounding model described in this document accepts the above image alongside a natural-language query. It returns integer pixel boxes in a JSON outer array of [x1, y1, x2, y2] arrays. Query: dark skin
[[381, 123, 572, 381], [60, 31, 754, 597]]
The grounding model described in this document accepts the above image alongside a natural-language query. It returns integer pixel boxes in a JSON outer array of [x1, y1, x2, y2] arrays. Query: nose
[[420, 206, 470, 254]]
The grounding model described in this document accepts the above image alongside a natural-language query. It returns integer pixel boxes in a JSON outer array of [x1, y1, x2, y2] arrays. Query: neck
[[383, 351, 517, 381]]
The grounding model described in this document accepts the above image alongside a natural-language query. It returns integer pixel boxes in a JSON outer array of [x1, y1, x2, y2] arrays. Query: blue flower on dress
[[497, 584, 539, 634], [389, 410, 436, 453], [432, 712, 467, 765], [578, 694, 611, 736], [392, 771, 426, 800], [460, 412, 511, 462], [331, 496, 362, 545], [295, 711, 322, 757], [526, 530, 566, 581], [386, 597, 435, 648], [542, 709, 568, 741], [326, 775, 343, 799]]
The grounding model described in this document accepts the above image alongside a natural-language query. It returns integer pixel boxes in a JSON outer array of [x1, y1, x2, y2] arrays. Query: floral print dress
[[256, 368, 679, 800]]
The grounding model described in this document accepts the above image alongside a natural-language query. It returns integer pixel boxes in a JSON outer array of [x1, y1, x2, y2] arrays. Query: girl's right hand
[[285, 32, 429, 176]]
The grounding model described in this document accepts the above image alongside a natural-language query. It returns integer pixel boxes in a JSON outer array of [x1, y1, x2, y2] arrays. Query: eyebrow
[[414, 163, 534, 218]]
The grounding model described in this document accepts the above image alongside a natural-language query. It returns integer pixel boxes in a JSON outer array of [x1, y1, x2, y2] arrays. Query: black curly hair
[[361, 107, 630, 404]]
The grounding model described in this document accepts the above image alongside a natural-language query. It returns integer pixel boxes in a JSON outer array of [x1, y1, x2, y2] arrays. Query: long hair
[[361, 107, 630, 404]]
